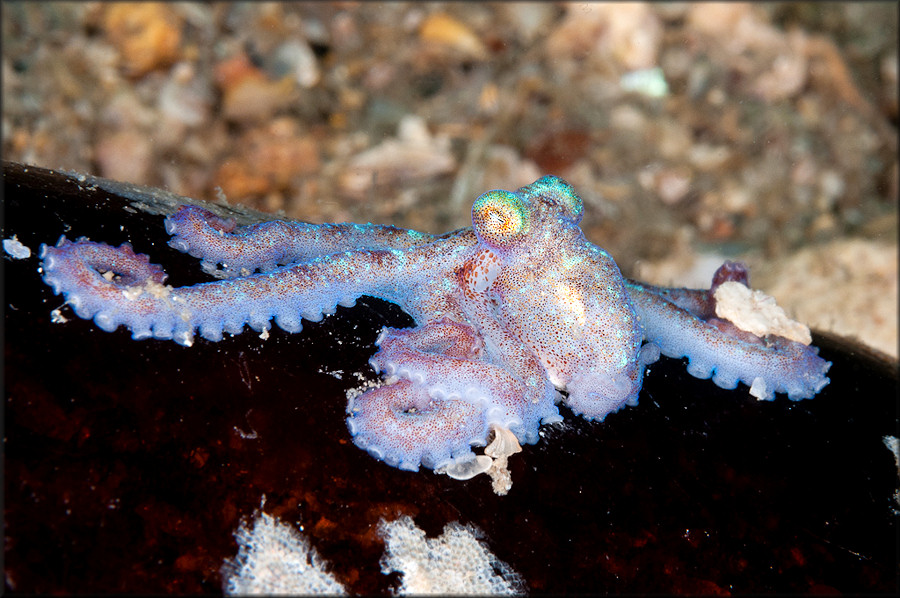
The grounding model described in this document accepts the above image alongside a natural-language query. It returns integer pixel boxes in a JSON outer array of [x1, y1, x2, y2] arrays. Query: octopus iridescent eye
[[471, 190, 530, 248], [521, 175, 584, 223]]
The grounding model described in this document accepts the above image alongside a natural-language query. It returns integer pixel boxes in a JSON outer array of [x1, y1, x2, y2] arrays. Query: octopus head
[[470, 176, 648, 421]]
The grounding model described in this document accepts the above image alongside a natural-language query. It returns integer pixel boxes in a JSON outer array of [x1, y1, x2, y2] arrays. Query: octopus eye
[[471, 189, 530, 248], [520, 175, 584, 223]]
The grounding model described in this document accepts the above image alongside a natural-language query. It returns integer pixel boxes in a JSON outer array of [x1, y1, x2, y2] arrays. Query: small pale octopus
[[40, 176, 830, 492]]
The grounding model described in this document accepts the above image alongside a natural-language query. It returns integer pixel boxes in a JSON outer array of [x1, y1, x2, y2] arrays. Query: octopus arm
[[370, 325, 560, 441], [40, 236, 432, 347], [348, 321, 560, 472], [623, 261, 750, 320], [626, 281, 831, 401], [165, 206, 442, 277], [626, 283, 713, 318], [347, 380, 489, 471]]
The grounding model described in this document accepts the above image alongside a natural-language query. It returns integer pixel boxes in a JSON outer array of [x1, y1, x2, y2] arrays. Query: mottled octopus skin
[[39, 176, 831, 473]]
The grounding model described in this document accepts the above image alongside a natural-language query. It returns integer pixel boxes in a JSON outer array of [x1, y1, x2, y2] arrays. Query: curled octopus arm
[[348, 319, 560, 472]]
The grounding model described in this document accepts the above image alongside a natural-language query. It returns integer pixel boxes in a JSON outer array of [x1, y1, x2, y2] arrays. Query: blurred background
[[3, 2, 897, 355]]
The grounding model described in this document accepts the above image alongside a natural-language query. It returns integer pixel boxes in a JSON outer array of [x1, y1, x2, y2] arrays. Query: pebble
[[214, 119, 320, 203], [546, 3, 662, 71], [338, 115, 455, 199], [215, 53, 297, 123], [419, 13, 488, 60], [101, 3, 182, 77], [94, 129, 152, 184]]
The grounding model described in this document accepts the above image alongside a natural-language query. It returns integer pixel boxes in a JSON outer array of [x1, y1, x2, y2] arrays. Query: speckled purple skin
[[40, 176, 831, 472]]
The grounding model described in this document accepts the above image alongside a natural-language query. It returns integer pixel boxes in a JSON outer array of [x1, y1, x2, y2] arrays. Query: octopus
[[40, 176, 831, 491]]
